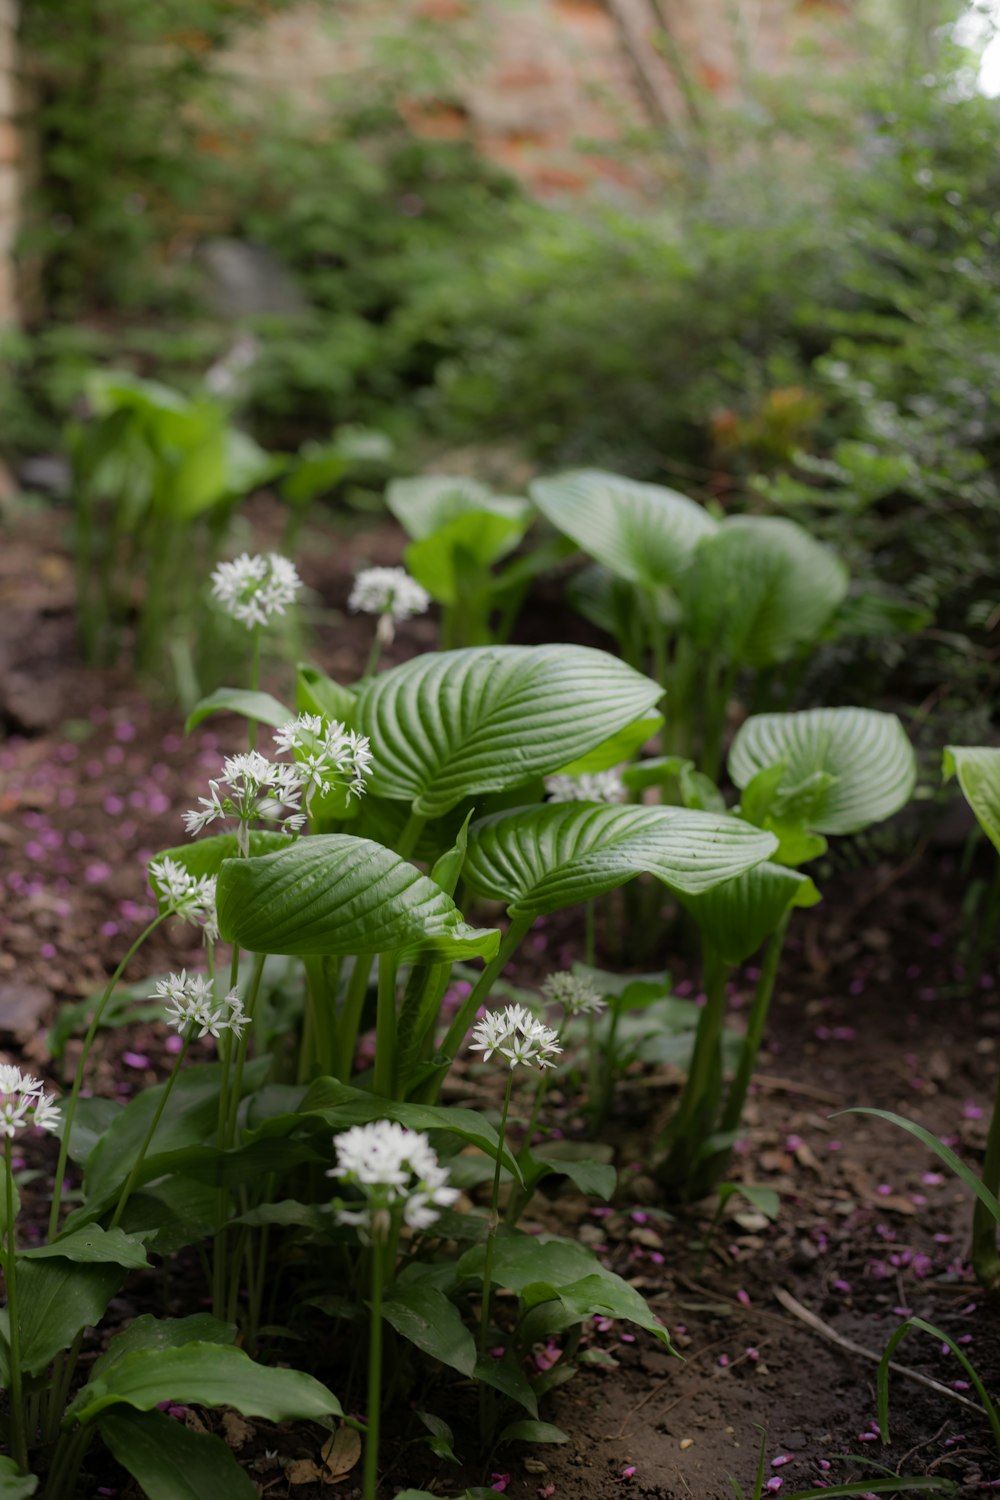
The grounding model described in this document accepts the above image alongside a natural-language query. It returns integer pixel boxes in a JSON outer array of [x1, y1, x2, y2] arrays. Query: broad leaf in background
[[98, 1407, 259, 1500], [387, 475, 531, 540], [90, 1314, 236, 1383], [0, 1458, 37, 1499], [296, 664, 358, 725], [681, 516, 849, 667], [944, 745, 1000, 854], [356, 645, 662, 817], [184, 688, 292, 734], [380, 1284, 477, 1376], [677, 862, 819, 966], [552, 713, 663, 775], [20, 1224, 150, 1269], [729, 707, 916, 836], [2, 1260, 123, 1379], [530, 469, 717, 595], [217, 835, 500, 959], [405, 511, 526, 605], [148, 831, 294, 905], [464, 804, 777, 916]]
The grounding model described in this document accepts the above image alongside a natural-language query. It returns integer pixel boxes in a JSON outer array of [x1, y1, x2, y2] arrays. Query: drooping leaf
[[464, 804, 777, 917], [387, 475, 530, 540], [944, 745, 1000, 855], [98, 1407, 259, 1500], [530, 469, 716, 594], [90, 1314, 236, 1383], [380, 1284, 477, 1376], [184, 689, 293, 735], [527, 1147, 616, 1201], [20, 1224, 150, 1269], [677, 861, 819, 965], [839, 1108, 1000, 1225], [729, 707, 916, 835], [681, 516, 848, 666], [216, 835, 500, 960], [356, 645, 662, 817], [67, 1342, 342, 1426]]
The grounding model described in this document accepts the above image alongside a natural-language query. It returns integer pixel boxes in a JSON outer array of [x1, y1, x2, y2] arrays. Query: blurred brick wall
[[223, 0, 853, 196], [0, 0, 18, 321]]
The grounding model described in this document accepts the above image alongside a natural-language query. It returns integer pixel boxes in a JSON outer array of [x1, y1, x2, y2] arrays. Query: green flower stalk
[[328, 1122, 457, 1500]]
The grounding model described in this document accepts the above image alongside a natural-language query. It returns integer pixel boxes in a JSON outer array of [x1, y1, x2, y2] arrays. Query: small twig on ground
[[750, 1074, 843, 1105], [772, 1285, 985, 1417]]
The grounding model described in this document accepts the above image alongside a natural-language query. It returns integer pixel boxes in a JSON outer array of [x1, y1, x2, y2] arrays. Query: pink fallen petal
[[490, 1475, 510, 1493], [123, 1052, 150, 1070]]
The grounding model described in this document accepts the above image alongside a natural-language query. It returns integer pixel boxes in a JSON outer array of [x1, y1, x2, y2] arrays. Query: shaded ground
[[1, 501, 998, 1497]]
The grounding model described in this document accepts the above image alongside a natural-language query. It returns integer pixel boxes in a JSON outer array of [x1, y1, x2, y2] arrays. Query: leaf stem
[[110, 1033, 193, 1229], [478, 1066, 514, 1442], [373, 952, 400, 1099], [3, 1138, 27, 1473], [363, 1239, 385, 1500]]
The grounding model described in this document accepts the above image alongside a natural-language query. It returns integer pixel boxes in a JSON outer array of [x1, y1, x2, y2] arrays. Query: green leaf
[[944, 746, 1000, 855], [828, 588, 931, 639], [380, 1284, 477, 1376], [416, 1410, 460, 1464], [294, 1078, 524, 1185], [405, 511, 526, 605], [91, 1315, 235, 1383], [68, 1342, 342, 1426], [527, 1147, 616, 1201], [729, 708, 916, 836], [677, 861, 819, 965], [530, 469, 716, 594], [464, 803, 777, 917], [473, 1351, 538, 1417], [98, 1407, 259, 1500], [11, 1259, 123, 1377], [430, 810, 474, 897], [148, 831, 294, 904], [838, 1107, 1000, 1225], [216, 835, 500, 960], [457, 1232, 671, 1345], [296, 665, 358, 725], [20, 1224, 149, 1269], [877, 1316, 1000, 1454], [552, 714, 664, 776], [387, 475, 530, 540], [356, 645, 663, 818], [497, 1420, 569, 1445], [0, 1459, 38, 1498], [682, 516, 848, 666], [775, 1482, 955, 1498], [184, 689, 292, 734], [718, 1182, 781, 1220]]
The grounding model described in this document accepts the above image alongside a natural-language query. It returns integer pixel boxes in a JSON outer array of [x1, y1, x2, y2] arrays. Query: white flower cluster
[[327, 1120, 458, 1241], [541, 971, 606, 1017], [183, 720, 373, 853], [150, 972, 247, 1040], [544, 771, 626, 804], [469, 1004, 562, 1071], [211, 553, 302, 630], [182, 750, 307, 854], [148, 856, 219, 942], [349, 566, 430, 622], [272, 714, 374, 803], [0, 1065, 60, 1138]]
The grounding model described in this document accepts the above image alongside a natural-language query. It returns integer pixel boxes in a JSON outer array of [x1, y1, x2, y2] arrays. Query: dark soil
[[1, 499, 999, 1498]]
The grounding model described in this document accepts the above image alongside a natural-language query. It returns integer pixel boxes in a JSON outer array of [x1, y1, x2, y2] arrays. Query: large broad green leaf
[[98, 1407, 259, 1500], [728, 707, 916, 836], [387, 475, 531, 540], [681, 516, 849, 666], [0, 1459, 37, 1499], [405, 511, 527, 605], [148, 831, 294, 906], [676, 861, 819, 965], [296, 664, 358, 724], [529, 469, 717, 594], [4, 1260, 123, 1379], [463, 804, 777, 917], [355, 645, 662, 818], [216, 835, 500, 960], [68, 1342, 341, 1426], [552, 714, 663, 776], [184, 688, 293, 734], [19, 1224, 149, 1270], [380, 1284, 477, 1376], [944, 746, 1000, 855]]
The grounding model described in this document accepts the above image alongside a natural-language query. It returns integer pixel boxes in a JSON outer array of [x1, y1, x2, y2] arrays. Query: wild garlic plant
[[349, 564, 431, 676]]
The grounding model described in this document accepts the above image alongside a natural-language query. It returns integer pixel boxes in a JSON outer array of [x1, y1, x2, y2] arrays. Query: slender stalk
[[394, 811, 426, 863], [362, 624, 385, 681], [248, 625, 261, 751], [336, 956, 375, 1082], [363, 1240, 386, 1500], [225, 952, 267, 1147], [594, 1000, 623, 1130], [110, 1036, 192, 1229], [373, 953, 399, 1099], [973, 1056, 1000, 1289], [584, 900, 596, 968], [213, 943, 241, 1321], [3, 1139, 27, 1472], [432, 916, 534, 1097], [658, 947, 730, 1193], [718, 914, 790, 1141], [478, 1068, 514, 1441], [49, 912, 168, 1238]]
